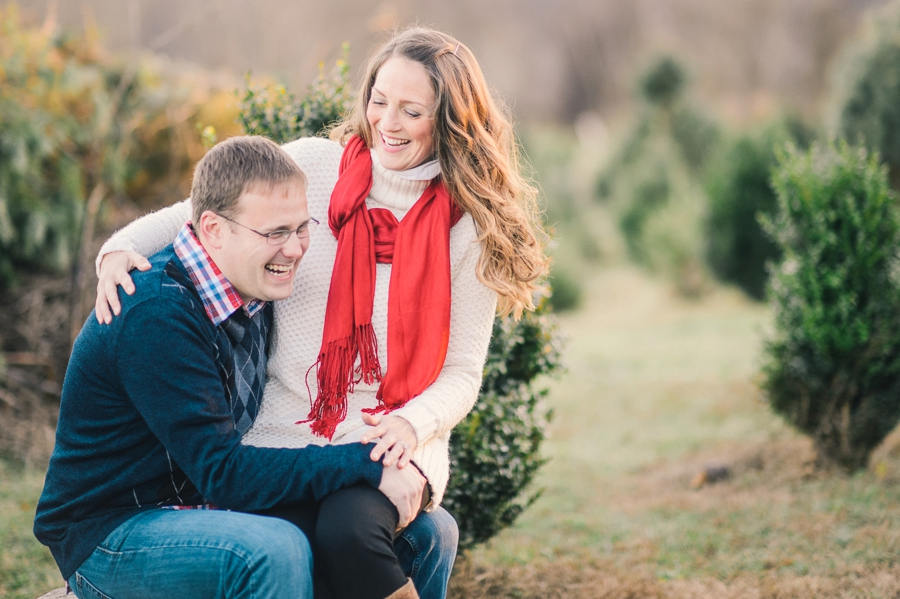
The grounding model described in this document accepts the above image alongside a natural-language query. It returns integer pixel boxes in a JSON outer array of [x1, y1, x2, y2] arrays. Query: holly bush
[[762, 140, 900, 470]]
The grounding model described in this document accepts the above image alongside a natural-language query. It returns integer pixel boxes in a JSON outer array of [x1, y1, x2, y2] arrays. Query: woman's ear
[[196, 210, 226, 250]]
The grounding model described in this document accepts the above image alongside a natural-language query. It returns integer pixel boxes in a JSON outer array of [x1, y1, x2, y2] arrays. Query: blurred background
[[14, 0, 880, 123], [6, 1, 900, 597]]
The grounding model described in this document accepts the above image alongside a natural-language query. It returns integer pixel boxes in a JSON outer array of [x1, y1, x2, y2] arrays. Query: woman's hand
[[95, 251, 151, 324], [360, 413, 418, 468]]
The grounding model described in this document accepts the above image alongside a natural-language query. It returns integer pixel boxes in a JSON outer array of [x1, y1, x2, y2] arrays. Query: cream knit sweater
[[96, 137, 498, 508]]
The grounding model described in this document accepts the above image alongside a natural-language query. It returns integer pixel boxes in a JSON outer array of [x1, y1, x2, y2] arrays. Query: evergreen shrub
[[238, 46, 353, 144], [238, 58, 564, 547], [443, 301, 563, 548], [705, 119, 815, 300], [833, 2, 900, 188], [762, 140, 900, 471], [595, 54, 719, 296]]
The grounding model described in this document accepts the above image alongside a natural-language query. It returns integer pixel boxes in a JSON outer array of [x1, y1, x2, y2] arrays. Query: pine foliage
[[762, 141, 900, 470]]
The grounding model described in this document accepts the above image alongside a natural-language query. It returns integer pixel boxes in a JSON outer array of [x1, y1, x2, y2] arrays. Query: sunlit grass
[[452, 266, 900, 598], [0, 461, 58, 599]]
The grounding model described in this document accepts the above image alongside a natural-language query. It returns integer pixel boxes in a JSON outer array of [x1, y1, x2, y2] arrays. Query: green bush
[[238, 46, 352, 144], [761, 140, 900, 471], [705, 119, 815, 300], [238, 57, 565, 547], [0, 7, 240, 291], [444, 301, 563, 548], [832, 1, 900, 188]]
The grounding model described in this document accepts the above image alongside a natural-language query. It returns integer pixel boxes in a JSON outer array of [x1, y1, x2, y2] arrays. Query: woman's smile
[[367, 56, 436, 171]]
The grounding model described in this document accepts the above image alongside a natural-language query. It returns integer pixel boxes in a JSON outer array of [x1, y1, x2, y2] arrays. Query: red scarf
[[303, 136, 462, 439]]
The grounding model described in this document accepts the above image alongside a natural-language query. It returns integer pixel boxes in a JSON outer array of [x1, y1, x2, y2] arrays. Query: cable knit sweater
[[96, 137, 498, 508]]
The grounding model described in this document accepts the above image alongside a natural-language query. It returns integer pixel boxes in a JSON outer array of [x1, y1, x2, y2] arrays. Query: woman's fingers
[[397, 446, 414, 469], [94, 281, 110, 324], [363, 415, 417, 465], [117, 269, 137, 296], [382, 441, 407, 468], [368, 434, 394, 462], [132, 254, 152, 272], [95, 251, 149, 324]]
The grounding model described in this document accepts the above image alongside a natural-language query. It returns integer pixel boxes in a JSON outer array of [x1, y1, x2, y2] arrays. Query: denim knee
[[238, 517, 313, 585]]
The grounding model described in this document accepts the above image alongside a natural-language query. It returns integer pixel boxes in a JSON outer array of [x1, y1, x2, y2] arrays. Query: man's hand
[[377, 460, 425, 528]]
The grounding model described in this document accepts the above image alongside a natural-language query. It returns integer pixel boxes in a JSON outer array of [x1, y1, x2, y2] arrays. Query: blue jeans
[[69, 507, 458, 599], [396, 507, 458, 599], [68, 509, 313, 599]]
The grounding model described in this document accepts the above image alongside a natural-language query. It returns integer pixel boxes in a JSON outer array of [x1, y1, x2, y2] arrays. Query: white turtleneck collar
[[369, 150, 442, 213]]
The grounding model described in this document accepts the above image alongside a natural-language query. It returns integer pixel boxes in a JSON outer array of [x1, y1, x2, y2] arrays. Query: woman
[[95, 27, 548, 599]]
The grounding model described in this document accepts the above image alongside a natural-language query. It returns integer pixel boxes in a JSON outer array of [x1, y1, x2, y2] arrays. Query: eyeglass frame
[[217, 213, 320, 246]]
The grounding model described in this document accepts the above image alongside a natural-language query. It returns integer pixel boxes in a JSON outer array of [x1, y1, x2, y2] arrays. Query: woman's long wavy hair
[[331, 27, 549, 318]]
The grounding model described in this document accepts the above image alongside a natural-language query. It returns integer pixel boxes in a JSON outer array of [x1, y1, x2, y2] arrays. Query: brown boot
[[384, 578, 419, 599]]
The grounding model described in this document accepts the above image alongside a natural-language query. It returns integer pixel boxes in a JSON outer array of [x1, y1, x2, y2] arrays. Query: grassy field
[[449, 266, 900, 598], [5, 264, 900, 598], [0, 461, 58, 598]]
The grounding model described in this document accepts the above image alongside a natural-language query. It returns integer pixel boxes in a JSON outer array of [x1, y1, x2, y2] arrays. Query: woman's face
[[366, 56, 436, 171]]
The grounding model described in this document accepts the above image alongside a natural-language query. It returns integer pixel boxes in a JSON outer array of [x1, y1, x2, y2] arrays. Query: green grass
[[451, 266, 900, 598], [0, 460, 59, 599]]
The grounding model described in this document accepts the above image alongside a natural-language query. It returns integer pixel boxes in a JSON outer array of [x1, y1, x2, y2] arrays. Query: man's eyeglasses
[[218, 214, 320, 246]]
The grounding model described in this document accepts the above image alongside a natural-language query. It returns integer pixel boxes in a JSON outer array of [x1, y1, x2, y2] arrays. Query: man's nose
[[279, 233, 307, 260]]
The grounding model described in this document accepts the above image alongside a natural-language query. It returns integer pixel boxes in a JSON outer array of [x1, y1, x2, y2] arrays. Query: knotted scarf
[[303, 135, 463, 439]]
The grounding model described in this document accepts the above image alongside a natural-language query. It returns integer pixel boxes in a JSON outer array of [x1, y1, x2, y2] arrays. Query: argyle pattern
[[217, 307, 271, 434]]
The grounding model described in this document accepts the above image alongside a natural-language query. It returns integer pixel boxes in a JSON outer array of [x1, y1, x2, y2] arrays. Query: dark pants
[[258, 484, 409, 599]]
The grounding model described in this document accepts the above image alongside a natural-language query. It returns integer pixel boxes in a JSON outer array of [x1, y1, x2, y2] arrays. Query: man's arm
[[117, 296, 382, 511]]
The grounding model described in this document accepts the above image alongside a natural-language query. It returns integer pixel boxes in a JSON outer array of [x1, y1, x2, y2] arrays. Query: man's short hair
[[190, 136, 307, 224]]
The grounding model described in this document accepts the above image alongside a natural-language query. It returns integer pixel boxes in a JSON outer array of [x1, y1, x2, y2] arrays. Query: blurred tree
[[704, 118, 815, 300], [639, 55, 686, 110], [833, 1, 900, 189], [762, 141, 900, 471], [595, 54, 720, 296], [0, 7, 238, 343]]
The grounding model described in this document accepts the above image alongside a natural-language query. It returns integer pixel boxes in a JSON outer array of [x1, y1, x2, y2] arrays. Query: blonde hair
[[332, 27, 549, 318]]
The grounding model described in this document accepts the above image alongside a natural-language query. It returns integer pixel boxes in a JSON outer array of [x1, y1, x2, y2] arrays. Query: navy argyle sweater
[[34, 245, 382, 580]]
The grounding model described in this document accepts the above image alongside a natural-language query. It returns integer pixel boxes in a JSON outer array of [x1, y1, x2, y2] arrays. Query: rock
[[690, 463, 731, 488], [35, 588, 67, 599]]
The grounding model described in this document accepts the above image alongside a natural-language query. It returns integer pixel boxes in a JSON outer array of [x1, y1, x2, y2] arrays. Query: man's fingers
[[397, 502, 413, 528]]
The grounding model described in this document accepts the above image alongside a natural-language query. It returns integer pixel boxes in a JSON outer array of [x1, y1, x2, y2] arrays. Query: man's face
[[214, 183, 311, 304]]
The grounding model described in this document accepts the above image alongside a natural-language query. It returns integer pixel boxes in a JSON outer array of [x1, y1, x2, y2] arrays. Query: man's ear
[[197, 210, 226, 250]]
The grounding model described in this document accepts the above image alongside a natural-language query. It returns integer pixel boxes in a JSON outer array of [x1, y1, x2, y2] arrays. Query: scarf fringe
[[302, 324, 382, 440], [354, 323, 381, 385]]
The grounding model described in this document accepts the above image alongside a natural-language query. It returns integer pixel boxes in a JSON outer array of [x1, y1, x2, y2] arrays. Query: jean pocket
[[74, 572, 112, 599]]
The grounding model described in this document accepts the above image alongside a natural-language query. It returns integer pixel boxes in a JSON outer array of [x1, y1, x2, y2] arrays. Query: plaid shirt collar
[[173, 223, 266, 325]]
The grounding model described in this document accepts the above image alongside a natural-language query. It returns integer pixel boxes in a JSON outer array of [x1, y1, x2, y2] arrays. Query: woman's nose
[[381, 107, 401, 131]]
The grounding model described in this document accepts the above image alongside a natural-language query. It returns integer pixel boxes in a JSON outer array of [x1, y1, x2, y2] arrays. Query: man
[[34, 136, 435, 599]]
